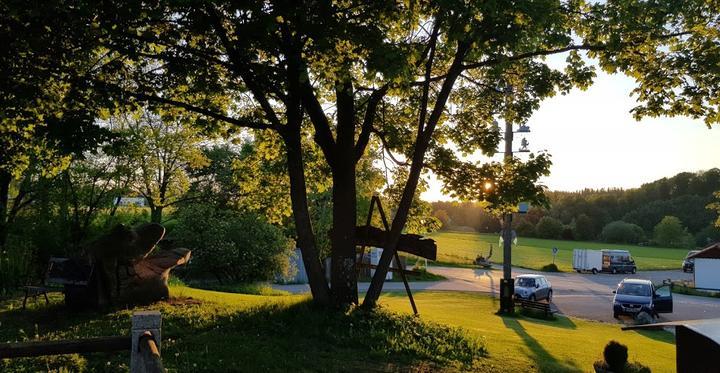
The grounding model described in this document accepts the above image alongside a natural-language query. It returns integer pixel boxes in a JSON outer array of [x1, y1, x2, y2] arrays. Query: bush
[[535, 216, 563, 239], [90, 206, 150, 238], [0, 236, 34, 296], [574, 213, 596, 241], [171, 203, 292, 282], [540, 263, 560, 272], [515, 219, 535, 237], [560, 225, 574, 240], [653, 216, 693, 248], [695, 224, 720, 247], [601, 221, 645, 244]]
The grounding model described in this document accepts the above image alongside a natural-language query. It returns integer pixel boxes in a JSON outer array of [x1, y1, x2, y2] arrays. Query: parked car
[[573, 249, 637, 274], [514, 274, 552, 302], [612, 279, 673, 319], [682, 250, 700, 273]]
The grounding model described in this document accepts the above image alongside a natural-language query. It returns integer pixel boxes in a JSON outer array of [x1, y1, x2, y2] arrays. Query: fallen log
[[355, 225, 437, 261]]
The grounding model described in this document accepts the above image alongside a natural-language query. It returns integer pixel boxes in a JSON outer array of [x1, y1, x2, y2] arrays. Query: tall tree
[[0, 1, 112, 250], [653, 215, 693, 248], [710, 192, 720, 228], [32, 0, 719, 307], [120, 110, 209, 223]]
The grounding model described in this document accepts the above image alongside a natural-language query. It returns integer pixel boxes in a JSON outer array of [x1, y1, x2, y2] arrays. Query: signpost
[[552, 247, 558, 264]]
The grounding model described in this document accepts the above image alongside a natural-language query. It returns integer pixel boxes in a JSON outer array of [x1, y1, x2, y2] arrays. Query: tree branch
[[121, 89, 272, 131], [416, 19, 442, 134], [298, 71, 337, 164], [462, 43, 605, 70], [204, 4, 285, 129], [354, 85, 389, 162]]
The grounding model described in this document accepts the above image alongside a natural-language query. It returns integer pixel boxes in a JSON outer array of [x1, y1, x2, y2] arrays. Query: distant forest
[[431, 169, 720, 248]]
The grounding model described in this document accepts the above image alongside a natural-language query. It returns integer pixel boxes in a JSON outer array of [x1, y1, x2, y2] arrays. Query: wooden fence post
[[131, 311, 162, 373]]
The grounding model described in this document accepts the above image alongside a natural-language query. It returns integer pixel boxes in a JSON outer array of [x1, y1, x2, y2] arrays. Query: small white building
[[689, 243, 720, 290]]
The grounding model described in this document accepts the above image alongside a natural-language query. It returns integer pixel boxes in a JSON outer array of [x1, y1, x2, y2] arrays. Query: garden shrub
[[171, 203, 292, 282], [534, 216, 563, 239], [540, 263, 560, 272], [601, 221, 645, 244], [0, 236, 34, 296]]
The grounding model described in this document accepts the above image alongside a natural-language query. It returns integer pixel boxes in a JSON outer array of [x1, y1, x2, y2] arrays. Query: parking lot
[[427, 265, 720, 323], [274, 264, 720, 323]]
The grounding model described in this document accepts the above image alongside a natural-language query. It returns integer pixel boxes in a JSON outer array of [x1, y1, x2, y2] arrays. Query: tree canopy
[[2, 0, 719, 306]]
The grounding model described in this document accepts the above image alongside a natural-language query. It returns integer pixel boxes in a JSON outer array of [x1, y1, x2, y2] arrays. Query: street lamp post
[[499, 120, 515, 314], [498, 120, 531, 314]]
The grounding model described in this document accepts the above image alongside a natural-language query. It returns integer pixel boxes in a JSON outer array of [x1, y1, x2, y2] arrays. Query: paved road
[[274, 265, 720, 323]]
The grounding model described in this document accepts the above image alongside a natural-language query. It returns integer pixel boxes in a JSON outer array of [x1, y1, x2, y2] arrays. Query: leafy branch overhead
[[2, 0, 718, 306]]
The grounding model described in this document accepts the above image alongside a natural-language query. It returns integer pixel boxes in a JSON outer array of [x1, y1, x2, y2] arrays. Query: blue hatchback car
[[612, 279, 673, 319]]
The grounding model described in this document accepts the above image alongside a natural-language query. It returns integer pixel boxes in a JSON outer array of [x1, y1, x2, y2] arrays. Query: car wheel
[[547, 290, 552, 302], [631, 267, 637, 274], [577, 270, 582, 274], [612, 268, 617, 274], [613, 312, 619, 319], [592, 268, 598, 275]]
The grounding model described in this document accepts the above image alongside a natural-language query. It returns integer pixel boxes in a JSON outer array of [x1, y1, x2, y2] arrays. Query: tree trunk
[[330, 79, 359, 306], [0, 170, 10, 251], [283, 131, 331, 306], [150, 206, 163, 223], [330, 161, 358, 305], [363, 43, 469, 307], [281, 41, 332, 306]]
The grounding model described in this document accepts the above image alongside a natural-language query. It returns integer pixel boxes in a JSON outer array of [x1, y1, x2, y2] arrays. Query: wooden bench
[[515, 298, 555, 318], [21, 258, 59, 310], [21, 257, 93, 310]]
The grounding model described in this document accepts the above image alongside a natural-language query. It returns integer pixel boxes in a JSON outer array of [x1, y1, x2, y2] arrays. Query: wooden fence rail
[[0, 336, 130, 358], [0, 311, 164, 373]]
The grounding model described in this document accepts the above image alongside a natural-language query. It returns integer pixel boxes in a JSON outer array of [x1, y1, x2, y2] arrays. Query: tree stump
[[65, 223, 191, 309]]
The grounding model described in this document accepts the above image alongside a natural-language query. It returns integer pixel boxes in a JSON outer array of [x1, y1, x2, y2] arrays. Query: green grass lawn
[[0, 286, 483, 372], [430, 230, 690, 271], [1, 286, 674, 372], [381, 291, 675, 373]]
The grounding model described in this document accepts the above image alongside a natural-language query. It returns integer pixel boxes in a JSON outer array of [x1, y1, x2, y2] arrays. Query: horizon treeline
[[432, 168, 720, 248]]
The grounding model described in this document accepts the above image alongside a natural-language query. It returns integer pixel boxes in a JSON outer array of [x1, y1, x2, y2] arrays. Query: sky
[[421, 69, 720, 202]]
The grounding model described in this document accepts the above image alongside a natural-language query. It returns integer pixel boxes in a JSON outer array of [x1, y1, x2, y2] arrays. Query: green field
[[0, 286, 674, 372], [383, 291, 674, 372], [430, 230, 690, 271]]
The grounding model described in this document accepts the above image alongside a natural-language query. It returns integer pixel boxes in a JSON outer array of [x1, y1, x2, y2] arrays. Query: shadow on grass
[[1, 291, 487, 372], [514, 310, 578, 330], [634, 329, 676, 345], [502, 317, 581, 373]]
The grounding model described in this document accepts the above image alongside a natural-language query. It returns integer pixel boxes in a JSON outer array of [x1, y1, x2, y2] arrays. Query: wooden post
[[131, 311, 162, 373]]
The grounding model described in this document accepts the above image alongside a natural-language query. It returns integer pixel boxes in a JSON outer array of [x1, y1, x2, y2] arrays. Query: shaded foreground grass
[[0, 286, 484, 372], [0, 287, 674, 372], [431, 231, 689, 271], [380, 291, 675, 373]]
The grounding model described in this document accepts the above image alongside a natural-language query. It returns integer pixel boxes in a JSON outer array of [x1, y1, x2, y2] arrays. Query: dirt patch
[[163, 296, 202, 306]]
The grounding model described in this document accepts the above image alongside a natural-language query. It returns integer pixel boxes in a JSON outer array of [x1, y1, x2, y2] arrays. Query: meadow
[[0, 285, 674, 372], [430, 231, 690, 272]]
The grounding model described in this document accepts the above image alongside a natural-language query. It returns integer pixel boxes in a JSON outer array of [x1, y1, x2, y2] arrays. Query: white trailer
[[573, 249, 603, 274]]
